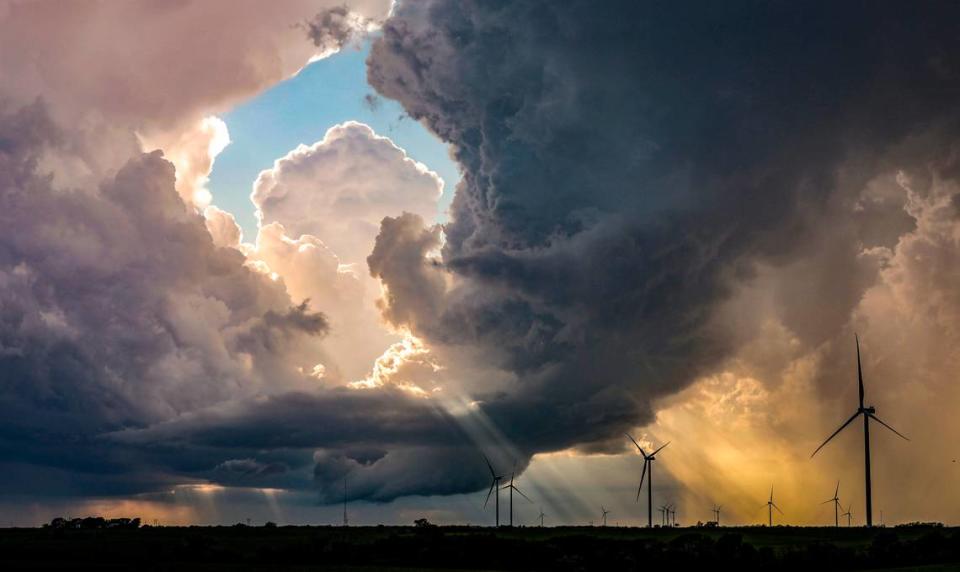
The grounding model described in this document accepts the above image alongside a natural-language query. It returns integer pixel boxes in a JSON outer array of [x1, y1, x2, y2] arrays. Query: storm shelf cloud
[[2, 0, 960, 525]]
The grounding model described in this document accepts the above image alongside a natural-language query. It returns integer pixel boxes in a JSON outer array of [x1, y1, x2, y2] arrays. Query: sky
[[2, 0, 960, 529]]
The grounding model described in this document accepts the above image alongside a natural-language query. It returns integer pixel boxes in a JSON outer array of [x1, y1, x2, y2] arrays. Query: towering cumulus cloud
[[365, 0, 960, 476]]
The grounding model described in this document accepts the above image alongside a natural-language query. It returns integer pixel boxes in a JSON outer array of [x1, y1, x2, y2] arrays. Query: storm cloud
[[5, 0, 960, 523], [365, 0, 960, 469]]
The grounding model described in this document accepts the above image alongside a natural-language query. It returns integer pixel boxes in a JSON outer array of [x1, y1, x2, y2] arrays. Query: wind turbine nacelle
[[861, 406, 876, 414]]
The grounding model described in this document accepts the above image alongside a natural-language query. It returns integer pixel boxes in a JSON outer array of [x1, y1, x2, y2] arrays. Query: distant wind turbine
[[842, 504, 853, 527], [601, 506, 610, 527], [483, 455, 505, 527], [658, 505, 669, 527], [811, 335, 909, 527], [538, 508, 545, 527], [500, 464, 532, 527], [821, 481, 841, 527], [342, 477, 348, 527], [765, 486, 783, 527], [626, 434, 669, 528], [712, 504, 722, 526]]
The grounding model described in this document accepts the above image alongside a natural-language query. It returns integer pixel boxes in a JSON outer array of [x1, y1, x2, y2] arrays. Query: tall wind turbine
[[765, 486, 783, 527], [342, 477, 349, 527], [811, 335, 909, 527], [538, 508, 545, 527], [658, 505, 669, 526], [483, 455, 505, 527], [500, 465, 532, 527], [626, 434, 670, 527], [601, 506, 610, 527], [842, 504, 852, 527], [821, 481, 841, 527]]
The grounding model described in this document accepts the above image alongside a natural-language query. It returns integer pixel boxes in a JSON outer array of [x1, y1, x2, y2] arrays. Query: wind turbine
[[821, 481, 841, 527], [669, 505, 677, 527], [626, 434, 670, 527], [600, 506, 610, 527], [842, 504, 852, 527], [811, 335, 909, 527], [712, 505, 722, 525], [500, 464, 532, 527], [658, 505, 669, 527], [765, 486, 783, 527], [538, 508, 545, 527], [483, 455, 505, 527], [342, 477, 348, 527]]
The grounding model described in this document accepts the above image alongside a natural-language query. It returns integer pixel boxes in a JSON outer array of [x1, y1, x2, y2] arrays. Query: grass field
[[1, 524, 958, 571]]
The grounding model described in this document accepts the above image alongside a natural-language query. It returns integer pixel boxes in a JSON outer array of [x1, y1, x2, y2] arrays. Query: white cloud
[[252, 121, 443, 266]]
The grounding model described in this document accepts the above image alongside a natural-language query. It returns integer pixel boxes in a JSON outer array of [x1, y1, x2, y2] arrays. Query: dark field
[[2, 525, 959, 571]]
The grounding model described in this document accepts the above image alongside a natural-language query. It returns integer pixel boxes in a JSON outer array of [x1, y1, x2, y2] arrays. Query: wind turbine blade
[[514, 486, 533, 503], [868, 414, 909, 441], [773, 503, 784, 515], [637, 459, 648, 496], [811, 411, 861, 457], [821, 498, 835, 505], [835, 481, 840, 497], [484, 481, 495, 508], [856, 334, 865, 409], [483, 455, 496, 478], [626, 433, 647, 457], [651, 442, 670, 456]]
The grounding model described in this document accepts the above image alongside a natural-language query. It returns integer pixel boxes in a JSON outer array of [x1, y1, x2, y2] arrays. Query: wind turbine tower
[[626, 434, 670, 528], [765, 486, 783, 527], [500, 465, 532, 527], [483, 455, 505, 527], [601, 507, 610, 527], [821, 481, 841, 527], [842, 504, 853, 527], [812, 336, 909, 527]]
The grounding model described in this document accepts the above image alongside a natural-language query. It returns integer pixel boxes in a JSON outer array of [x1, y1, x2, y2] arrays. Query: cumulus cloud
[[243, 122, 444, 383], [252, 121, 442, 266]]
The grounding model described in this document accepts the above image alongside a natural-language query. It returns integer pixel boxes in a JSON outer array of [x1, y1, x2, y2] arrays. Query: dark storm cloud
[[365, 0, 960, 465], [111, 388, 501, 501]]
